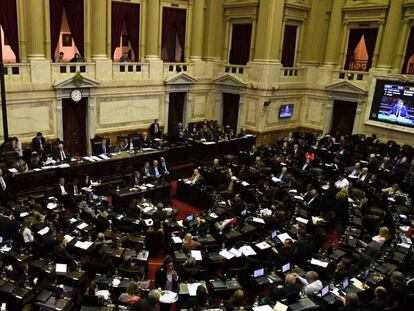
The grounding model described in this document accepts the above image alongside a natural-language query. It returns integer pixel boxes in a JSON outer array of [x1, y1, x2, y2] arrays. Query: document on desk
[[99, 154, 110, 160], [91, 156, 103, 161], [191, 250, 203, 261], [74, 241, 93, 250], [277, 233, 293, 243], [187, 283, 201, 296], [209, 212, 219, 219], [239, 245, 257, 256], [252, 217, 265, 224], [8, 168, 18, 173], [271, 177, 281, 183], [241, 181, 250, 186], [97, 290, 110, 300], [273, 301, 288, 311], [139, 186, 147, 190], [172, 236, 183, 243], [143, 206, 154, 213], [145, 183, 155, 188], [296, 217, 309, 224], [293, 195, 304, 201], [312, 216, 324, 224], [19, 212, 29, 218], [64, 235, 74, 243], [144, 219, 153, 226], [229, 247, 243, 258], [350, 278, 364, 290], [288, 189, 297, 193], [83, 156, 95, 162], [202, 141, 216, 145], [77, 222, 88, 230], [219, 249, 235, 260], [252, 305, 274, 311], [142, 148, 156, 151], [310, 258, 329, 268], [137, 251, 149, 261], [37, 227, 50, 235], [46, 203, 57, 210], [58, 163, 70, 168], [255, 241, 271, 250]]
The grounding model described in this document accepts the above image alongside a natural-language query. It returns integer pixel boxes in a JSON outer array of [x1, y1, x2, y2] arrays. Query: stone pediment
[[214, 74, 247, 87], [326, 81, 366, 95], [165, 72, 197, 85], [53, 73, 100, 89]]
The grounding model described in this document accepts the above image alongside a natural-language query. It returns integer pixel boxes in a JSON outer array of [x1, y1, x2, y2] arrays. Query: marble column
[[16, 0, 27, 62], [145, 0, 160, 60], [91, 0, 107, 59], [27, 0, 46, 59], [324, 0, 344, 65], [203, 0, 223, 60], [393, 19, 411, 71], [190, 0, 204, 61], [253, 0, 284, 62], [371, 21, 385, 68], [377, 0, 403, 69]]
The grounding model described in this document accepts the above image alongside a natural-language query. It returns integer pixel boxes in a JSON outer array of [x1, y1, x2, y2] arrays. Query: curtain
[[124, 4, 140, 61], [111, 2, 140, 60], [229, 24, 252, 65], [363, 29, 378, 71], [281, 25, 298, 67], [50, 0, 83, 61], [64, 0, 84, 58], [49, 0, 65, 61], [162, 8, 186, 62], [402, 27, 414, 74], [344, 29, 365, 70], [0, 0, 20, 60]]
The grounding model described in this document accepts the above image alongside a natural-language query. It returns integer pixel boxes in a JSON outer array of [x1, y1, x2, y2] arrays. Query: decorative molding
[[53, 73, 100, 90]]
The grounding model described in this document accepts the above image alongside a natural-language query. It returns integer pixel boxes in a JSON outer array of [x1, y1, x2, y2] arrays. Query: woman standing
[[155, 255, 179, 311]]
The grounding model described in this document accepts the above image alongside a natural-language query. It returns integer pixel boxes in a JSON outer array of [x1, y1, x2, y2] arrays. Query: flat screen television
[[279, 104, 294, 119], [369, 80, 414, 128]]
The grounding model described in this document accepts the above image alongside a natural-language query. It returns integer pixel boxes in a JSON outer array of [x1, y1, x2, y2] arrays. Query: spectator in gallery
[[389, 98, 408, 118], [70, 53, 83, 62], [56, 52, 65, 63], [120, 51, 131, 62]]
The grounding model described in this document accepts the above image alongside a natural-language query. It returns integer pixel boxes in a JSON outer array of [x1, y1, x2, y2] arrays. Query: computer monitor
[[55, 263, 67, 274], [342, 277, 349, 289], [320, 285, 330, 297], [254, 268, 265, 278], [92, 194, 99, 200], [271, 231, 277, 239], [282, 263, 291, 273], [186, 215, 194, 221]]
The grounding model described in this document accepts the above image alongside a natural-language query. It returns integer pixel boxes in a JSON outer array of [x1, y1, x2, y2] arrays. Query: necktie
[[0, 177, 6, 190], [163, 163, 168, 174], [60, 150, 66, 160], [155, 167, 159, 177], [397, 109, 401, 117]]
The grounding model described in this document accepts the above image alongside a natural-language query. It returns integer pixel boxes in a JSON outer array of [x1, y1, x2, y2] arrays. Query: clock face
[[71, 89, 82, 102]]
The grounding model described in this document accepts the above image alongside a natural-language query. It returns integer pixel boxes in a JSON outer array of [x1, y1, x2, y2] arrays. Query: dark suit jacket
[[155, 267, 179, 291], [53, 183, 72, 199], [307, 195, 322, 216], [95, 143, 111, 155], [131, 297, 158, 311], [32, 137, 46, 153], [390, 105, 408, 117], [149, 122, 161, 137], [53, 149, 70, 162], [151, 166, 162, 178], [159, 161, 169, 174], [53, 245, 75, 265], [0, 215, 19, 239], [140, 167, 152, 178]]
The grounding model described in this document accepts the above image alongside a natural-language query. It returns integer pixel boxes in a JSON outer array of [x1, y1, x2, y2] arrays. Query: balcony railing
[[334, 70, 368, 82], [51, 62, 96, 80], [222, 64, 249, 75], [163, 63, 193, 79], [112, 62, 149, 80], [3, 63, 31, 83], [280, 67, 304, 80]]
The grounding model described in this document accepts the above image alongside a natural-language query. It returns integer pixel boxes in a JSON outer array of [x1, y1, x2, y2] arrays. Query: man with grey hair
[[132, 289, 160, 311], [294, 271, 323, 296], [270, 273, 301, 304]]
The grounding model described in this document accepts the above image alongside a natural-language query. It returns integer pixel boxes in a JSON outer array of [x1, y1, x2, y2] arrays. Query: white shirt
[[0, 177, 6, 191], [59, 184, 68, 195], [60, 150, 66, 160], [372, 235, 386, 247], [359, 173, 368, 182], [23, 227, 34, 243], [297, 276, 323, 296], [335, 178, 349, 189]]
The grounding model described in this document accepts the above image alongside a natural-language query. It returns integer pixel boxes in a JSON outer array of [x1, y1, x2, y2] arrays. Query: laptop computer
[[281, 262, 306, 276], [55, 263, 67, 275], [342, 277, 359, 294], [253, 268, 269, 285], [318, 285, 336, 304]]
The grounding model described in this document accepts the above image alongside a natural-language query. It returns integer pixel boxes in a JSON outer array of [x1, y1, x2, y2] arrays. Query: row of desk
[[9, 136, 255, 198]]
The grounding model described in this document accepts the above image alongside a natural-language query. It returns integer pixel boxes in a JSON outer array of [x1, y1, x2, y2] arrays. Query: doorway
[[168, 92, 186, 134], [330, 100, 357, 136], [222, 93, 240, 132], [62, 98, 87, 156]]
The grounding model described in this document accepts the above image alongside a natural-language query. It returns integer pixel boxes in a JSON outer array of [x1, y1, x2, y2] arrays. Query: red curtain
[[0, 0, 19, 60], [65, 0, 84, 58], [49, 0, 83, 61], [281, 25, 297, 67], [363, 29, 378, 71], [229, 24, 252, 65], [111, 2, 140, 60], [162, 7, 187, 62], [402, 27, 414, 74], [344, 29, 365, 70]]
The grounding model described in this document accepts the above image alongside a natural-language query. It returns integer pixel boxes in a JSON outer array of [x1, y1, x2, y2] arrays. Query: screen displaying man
[[389, 99, 408, 118]]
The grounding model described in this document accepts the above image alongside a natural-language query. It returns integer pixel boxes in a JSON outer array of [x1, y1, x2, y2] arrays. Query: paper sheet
[[191, 250, 203, 261], [187, 283, 201, 296], [172, 236, 183, 243], [77, 223, 88, 230], [74, 241, 93, 250], [37, 227, 50, 235], [219, 249, 235, 260], [229, 248, 242, 258], [252, 217, 265, 224], [252, 305, 273, 311], [277, 233, 293, 243], [255, 241, 271, 250], [64, 235, 74, 243], [310, 258, 329, 268], [239, 245, 256, 256]]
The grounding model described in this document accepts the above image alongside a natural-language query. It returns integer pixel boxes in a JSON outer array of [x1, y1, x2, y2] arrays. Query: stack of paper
[[187, 283, 201, 296], [191, 250, 203, 261], [74, 241, 93, 250], [99, 154, 110, 160], [171, 236, 183, 243], [77, 223, 88, 230], [37, 227, 50, 235], [83, 156, 95, 162], [310, 258, 329, 268], [219, 249, 235, 260], [277, 233, 293, 243], [47, 203, 57, 210], [64, 235, 74, 243], [255, 241, 271, 250], [296, 217, 309, 224], [239, 245, 256, 256], [252, 217, 265, 224], [229, 248, 243, 258]]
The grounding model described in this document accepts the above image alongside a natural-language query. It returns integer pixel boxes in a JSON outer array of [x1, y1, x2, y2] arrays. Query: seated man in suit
[[53, 143, 70, 162], [127, 171, 141, 187], [53, 237, 76, 266], [277, 166, 289, 181], [389, 98, 409, 118], [140, 132, 152, 148], [140, 161, 152, 180], [151, 160, 162, 179], [189, 168, 204, 186], [270, 273, 301, 304], [304, 189, 322, 216], [299, 158, 312, 172], [131, 289, 160, 311], [159, 157, 170, 176], [96, 138, 111, 155]]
